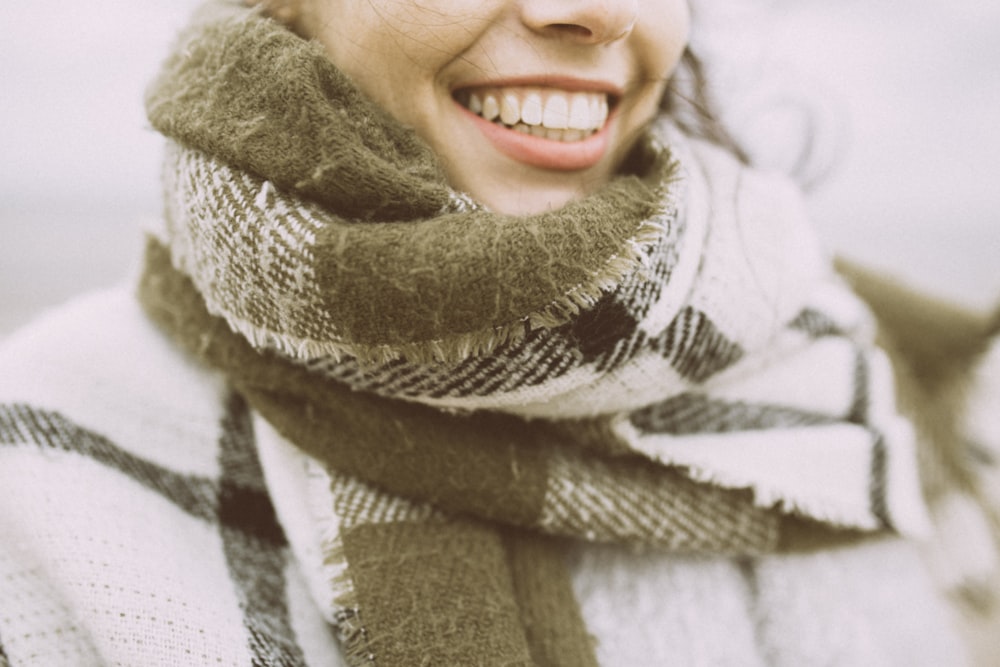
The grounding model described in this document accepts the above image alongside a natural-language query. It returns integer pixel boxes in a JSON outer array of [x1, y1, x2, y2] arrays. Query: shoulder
[[0, 288, 339, 665], [838, 261, 1000, 663], [0, 285, 231, 473]]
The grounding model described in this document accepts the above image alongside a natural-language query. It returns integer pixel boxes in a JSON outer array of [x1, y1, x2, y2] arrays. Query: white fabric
[[0, 289, 346, 667], [0, 289, 972, 665], [569, 538, 967, 667], [161, 119, 933, 540]]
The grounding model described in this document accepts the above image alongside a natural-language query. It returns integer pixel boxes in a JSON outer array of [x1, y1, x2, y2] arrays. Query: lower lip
[[458, 104, 611, 171]]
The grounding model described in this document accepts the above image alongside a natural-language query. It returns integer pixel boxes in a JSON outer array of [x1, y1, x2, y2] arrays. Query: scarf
[[139, 2, 931, 664]]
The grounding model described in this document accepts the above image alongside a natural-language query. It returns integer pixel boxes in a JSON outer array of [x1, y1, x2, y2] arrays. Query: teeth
[[521, 92, 543, 126], [542, 94, 569, 130], [568, 94, 591, 130], [500, 92, 520, 126], [482, 94, 500, 121], [594, 96, 608, 127], [460, 86, 610, 138]]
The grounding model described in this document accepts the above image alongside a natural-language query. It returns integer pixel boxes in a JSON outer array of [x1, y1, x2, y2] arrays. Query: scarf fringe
[[120, 0, 965, 662], [679, 462, 882, 532], [304, 462, 374, 665], [327, 546, 374, 667], [196, 216, 671, 367]]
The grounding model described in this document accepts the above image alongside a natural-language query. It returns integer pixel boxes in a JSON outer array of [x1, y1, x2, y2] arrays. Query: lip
[[455, 75, 624, 97], [451, 77, 621, 172], [458, 104, 612, 171]]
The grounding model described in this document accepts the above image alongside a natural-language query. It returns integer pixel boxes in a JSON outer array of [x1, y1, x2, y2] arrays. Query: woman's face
[[295, 0, 689, 214]]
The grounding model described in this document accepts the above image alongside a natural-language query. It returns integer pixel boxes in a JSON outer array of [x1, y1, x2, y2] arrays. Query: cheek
[[310, 0, 507, 133], [638, 1, 690, 77], [343, 0, 498, 69], [304, 4, 426, 110]]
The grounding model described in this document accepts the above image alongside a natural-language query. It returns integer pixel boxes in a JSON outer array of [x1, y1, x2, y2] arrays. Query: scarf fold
[[140, 2, 931, 664], [145, 0, 678, 364]]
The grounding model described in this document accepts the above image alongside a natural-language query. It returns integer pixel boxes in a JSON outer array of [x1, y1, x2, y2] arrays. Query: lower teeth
[[496, 120, 593, 142]]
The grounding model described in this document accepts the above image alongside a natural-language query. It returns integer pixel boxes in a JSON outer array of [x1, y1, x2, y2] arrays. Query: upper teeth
[[462, 87, 610, 138]]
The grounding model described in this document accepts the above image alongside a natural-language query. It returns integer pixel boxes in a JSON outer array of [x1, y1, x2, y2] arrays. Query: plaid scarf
[[138, 2, 931, 664]]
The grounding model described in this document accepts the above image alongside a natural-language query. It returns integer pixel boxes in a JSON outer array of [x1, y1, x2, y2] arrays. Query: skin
[[261, 0, 689, 214]]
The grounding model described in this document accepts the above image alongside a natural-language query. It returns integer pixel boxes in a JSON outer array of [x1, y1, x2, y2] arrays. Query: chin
[[475, 183, 588, 215], [474, 185, 552, 214], [452, 164, 609, 215]]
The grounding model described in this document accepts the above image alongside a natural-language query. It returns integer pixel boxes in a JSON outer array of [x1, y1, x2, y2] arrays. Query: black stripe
[[216, 394, 307, 667], [737, 558, 774, 664], [659, 307, 677, 359], [649, 307, 744, 383], [847, 351, 893, 530], [0, 627, 9, 667], [426, 350, 505, 398], [216, 396, 286, 547], [870, 434, 893, 530], [352, 358, 421, 395], [0, 403, 218, 523], [627, 259, 665, 323], [630, 393, 839, 435], [507, 335, 575, 391], [595, 328, 647, 373], [567, 292, 642, 365], [671, 307, 695, 370], [386, 365, 437, 396], [790, 308, 847, 338], [847, 348, 870, 426], [0, 401, 314, 664], [678, 310, 710, 378], [0, 402, 300, 546]]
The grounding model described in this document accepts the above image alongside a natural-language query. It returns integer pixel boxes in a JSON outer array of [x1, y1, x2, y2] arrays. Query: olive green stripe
[[146, 1, 449, 221], [139, 237, 549, 527], [340, 521, 533, 666], [140, 238, 861, 553], [502, 530, 599, 667], [308, 179, 670, 347], [244, 384, 549, 527], [147, 1, 679, 349]]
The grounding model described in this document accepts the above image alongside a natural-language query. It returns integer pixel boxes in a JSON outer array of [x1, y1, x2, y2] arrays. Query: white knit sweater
[[0, 287, 976, 666]]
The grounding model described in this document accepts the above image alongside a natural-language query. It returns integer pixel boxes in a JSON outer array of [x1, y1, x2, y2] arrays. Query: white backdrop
[[2, 0, 998, 335]]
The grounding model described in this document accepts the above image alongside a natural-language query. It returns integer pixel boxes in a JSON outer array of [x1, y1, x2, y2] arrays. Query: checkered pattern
[[0, 291, 345, 667], [156, 123, 930, 537]]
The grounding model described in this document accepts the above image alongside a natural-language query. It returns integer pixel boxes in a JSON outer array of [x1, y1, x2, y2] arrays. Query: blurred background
[[2, 0, 998, 337]]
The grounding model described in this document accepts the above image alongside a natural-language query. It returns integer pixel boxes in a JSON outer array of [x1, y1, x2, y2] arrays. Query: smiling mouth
[[453, 87, 613, 142]]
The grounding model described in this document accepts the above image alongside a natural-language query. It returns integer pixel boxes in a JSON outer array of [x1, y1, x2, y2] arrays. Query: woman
[[1, 0, 998, 664]]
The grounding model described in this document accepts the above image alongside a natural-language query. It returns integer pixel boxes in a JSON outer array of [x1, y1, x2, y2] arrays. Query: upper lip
[[451, 75, 624, 98]]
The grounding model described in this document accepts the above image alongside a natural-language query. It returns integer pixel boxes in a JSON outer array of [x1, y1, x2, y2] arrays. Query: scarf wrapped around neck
[[139, 2, 931, 664]]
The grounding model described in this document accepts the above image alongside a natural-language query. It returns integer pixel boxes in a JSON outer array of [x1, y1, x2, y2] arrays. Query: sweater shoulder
[[0, 285, 231, 475]]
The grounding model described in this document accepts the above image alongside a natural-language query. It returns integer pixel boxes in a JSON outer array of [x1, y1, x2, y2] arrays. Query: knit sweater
[[1, 278, 996, 665], [3, 0, 999, 662]]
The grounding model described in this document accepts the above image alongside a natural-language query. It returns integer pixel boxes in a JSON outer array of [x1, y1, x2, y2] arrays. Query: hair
[[662, 48, 751, 166]]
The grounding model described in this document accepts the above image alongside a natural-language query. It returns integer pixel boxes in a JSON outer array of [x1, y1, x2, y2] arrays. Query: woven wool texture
[[0, 289, 978, 666], [0, 291, 344, 666], [1, 0, 996, 664], [129, 2, 941, 663]]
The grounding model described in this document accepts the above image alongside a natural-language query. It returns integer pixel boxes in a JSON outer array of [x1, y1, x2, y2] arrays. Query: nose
[[520, 0, 639, 45]]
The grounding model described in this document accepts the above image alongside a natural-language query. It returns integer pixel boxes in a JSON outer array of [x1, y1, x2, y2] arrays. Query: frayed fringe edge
[[325, 540, 377, 667], [304, 463, 376, 666], [675, 462, 888, 534], [212, 216, 670, 367]]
